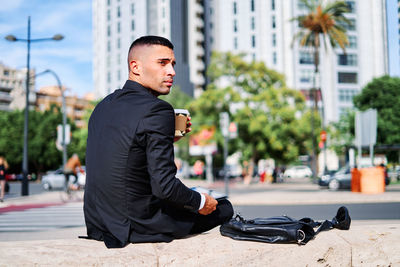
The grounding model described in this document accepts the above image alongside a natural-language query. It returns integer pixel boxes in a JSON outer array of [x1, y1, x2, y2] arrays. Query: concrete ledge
[[0, 225, 399, 266]]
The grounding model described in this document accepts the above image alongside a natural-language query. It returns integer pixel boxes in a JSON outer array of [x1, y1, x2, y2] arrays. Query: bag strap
[[315, 206, 351, 235]]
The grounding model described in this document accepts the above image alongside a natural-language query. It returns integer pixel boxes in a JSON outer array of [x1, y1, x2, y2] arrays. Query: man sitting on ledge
[[84, 35, 233, 248]]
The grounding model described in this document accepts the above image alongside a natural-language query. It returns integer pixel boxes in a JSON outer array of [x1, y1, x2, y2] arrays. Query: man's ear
[[129, 60, 141, 75]]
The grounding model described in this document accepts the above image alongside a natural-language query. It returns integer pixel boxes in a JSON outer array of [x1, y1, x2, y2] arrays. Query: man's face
[[131, 45, 176, 96]]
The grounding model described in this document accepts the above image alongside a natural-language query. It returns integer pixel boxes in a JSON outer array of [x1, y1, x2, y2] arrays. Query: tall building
[[0, 63, 36, 111], [92, 0, 205, 98], [205, 0, 389, 123]]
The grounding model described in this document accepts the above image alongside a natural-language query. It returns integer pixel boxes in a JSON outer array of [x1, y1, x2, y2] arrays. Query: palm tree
[[292, 0, 351, 176]]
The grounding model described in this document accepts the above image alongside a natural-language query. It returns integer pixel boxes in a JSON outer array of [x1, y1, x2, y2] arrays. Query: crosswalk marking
[[0, 202, 85, 232]]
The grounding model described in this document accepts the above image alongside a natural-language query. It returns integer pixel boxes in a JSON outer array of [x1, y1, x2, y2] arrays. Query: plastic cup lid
[[174, 109, 189, 115]]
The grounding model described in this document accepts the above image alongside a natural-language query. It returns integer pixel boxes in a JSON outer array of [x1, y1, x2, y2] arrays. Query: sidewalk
[[0, 179, 399, 266], [0, 224, 398, 266]]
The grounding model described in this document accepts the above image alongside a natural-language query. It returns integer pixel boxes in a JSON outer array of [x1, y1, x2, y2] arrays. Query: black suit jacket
[[84, 80, 201, 248]]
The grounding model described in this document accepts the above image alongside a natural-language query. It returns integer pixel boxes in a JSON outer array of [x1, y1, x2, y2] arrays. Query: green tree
[[353, 75, 400, 161], [329, 111, 355, 156], [292, 0, 351, 174], [68, 100, 99, 163], [0, 107, 65, 175], [190, 52, 312, 167]]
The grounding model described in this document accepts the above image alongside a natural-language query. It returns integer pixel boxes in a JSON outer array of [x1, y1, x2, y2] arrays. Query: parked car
[[319, 165, 390, 191], [319, 166, 351, 190], [283, 165, 313, 179], [41, 168, 86, 190], [215, 165, 243, 179]]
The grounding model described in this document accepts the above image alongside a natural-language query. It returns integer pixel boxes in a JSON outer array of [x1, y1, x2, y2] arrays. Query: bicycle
[[60, 174, 84, 203]]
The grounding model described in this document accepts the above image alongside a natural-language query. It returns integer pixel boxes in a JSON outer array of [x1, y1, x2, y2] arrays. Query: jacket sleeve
[[141, 100, 201, 212]]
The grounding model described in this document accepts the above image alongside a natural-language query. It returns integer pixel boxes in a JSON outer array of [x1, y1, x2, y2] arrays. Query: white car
[[41, 168, 86, 190], [283, 166, 313, 179]]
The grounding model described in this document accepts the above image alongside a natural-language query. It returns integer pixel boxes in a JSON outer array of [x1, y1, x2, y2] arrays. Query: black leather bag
[[220, 206, 351, 245]]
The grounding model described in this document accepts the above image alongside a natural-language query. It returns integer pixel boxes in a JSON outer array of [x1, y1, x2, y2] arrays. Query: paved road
[[0, 202, 84, 241], [4, 182, 47, 199], [235, 202, 400, 221], [0, 200, 399, 241]]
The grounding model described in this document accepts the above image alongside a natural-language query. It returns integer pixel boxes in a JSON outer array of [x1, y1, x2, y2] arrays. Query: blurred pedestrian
[[193, 160, 204, 178], [242, 161, 252, 185], [272, 166, 279, 183], [0, 156, 8, 202]]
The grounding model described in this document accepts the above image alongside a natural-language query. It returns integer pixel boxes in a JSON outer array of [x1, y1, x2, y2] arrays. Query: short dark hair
[[127, 36, 174, 70], [129, 35, 174, 51]]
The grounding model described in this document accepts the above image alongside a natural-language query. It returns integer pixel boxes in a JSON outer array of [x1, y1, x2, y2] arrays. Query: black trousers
[[189, 199, 234, 235]]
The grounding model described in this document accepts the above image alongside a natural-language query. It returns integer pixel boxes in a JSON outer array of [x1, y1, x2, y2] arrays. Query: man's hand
[[198, 193, 218, 215], [174, 116, 192, 142]]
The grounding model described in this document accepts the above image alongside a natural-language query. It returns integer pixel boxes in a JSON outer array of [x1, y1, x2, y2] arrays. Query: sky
[[0, 0, 93, 97], [386, 0, 400, 77], [0, 0, 399, 98]]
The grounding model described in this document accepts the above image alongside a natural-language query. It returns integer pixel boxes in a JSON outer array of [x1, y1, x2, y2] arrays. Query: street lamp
[[5, 16, 64, 196], [35, 70, 67, 169]]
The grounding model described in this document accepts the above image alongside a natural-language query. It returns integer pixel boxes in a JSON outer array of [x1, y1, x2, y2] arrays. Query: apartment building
[[92, 0, 205, 98], [93, 0, 389, 124], [206, 0, 388, 123], [36, 86, 95, 128], [0, 63, 36, 111]]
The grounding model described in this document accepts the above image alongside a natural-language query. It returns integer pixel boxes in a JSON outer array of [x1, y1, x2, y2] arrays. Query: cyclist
[[63, 154, 84, 190]]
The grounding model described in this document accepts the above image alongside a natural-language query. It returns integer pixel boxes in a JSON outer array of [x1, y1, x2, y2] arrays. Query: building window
[[252, 53, 256, 61], [345, 1, 355, 13], [250, 0, 255, 12], [234, 19, 238, 32], [107, 40, 111, 52], [117, 70, 121, 81], [234, 37, 238, 49], [338, 18, 355, 31], [107, 72, 111, 83], [271, 0, 275, 10], [338, 72, 358, 84], [107, 56, 111, 67], [251, 35, 256, 48], [107, 25, 111, 36], [117, 22, 121, 33], [117, 54, 121, 64], [131, 20, 135, 31], [107, 9, 111, 21], [272, 16, 276, 28], [300, 69, 314, 83], [298, 1, 307, 10], [339, 89, 358, 102], [338, 54, 357, 66], [117, 38, 121, 49], [233, 2, 237, 14], [107, 0, 111, 6], [273, 52, 277, 65], [117, 6, 121, 17], [347, 36, 357, 49], [272, 33, 276, 47], [299, 51, 314, 64], [251, 17, 255, 30], [131, 3, 135, 15], [162, 7, 165, 18]]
